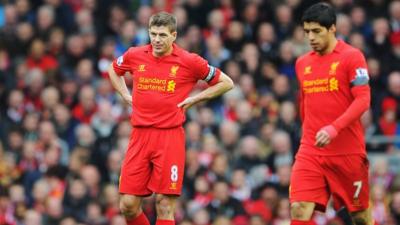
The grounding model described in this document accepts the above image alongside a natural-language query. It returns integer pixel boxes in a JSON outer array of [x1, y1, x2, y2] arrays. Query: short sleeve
[[112, 49, 133, 76], [346, 50, 369, 87], [189, 53, 221, 86]]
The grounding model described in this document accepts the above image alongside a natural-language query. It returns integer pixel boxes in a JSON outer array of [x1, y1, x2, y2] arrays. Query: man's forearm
[[332, 86, 370, 132], [108, 65, 131, 97], [192, 78, 233, 104]]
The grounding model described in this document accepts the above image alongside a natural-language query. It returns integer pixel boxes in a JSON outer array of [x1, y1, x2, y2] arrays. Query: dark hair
[[301, 3, 336, 29], [149, 12, 177, 32]]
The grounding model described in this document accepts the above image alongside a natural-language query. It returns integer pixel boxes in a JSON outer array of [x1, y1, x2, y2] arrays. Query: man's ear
[[172, 31, 177, 41], [329, 24, 336, 33]]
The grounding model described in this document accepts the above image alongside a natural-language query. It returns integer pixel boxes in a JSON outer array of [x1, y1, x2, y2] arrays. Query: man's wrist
[[322, 125, 338, 139], [120, 92, 130, 97], [191, 95, 204, 104]]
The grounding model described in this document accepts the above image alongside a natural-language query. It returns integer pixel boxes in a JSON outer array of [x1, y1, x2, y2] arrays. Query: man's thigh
[[119, 128, 154, 196], [325, 154, 370, 212], [290, 153, 330, 211], [148, 127, 186, 195]]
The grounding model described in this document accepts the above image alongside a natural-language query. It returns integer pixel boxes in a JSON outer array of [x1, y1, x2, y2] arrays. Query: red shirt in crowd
[[26, 55, 58, 73]]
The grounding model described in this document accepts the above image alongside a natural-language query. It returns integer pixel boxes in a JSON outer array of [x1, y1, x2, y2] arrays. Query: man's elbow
[[221, 74, 234, 91], [358, 95, 370, 113], [218, 72, 234, 92], [225, 78, 234, 91], [362, 91, 371, 111], [362, 98, 370, 112], [108, 64, 118, 79], [108, 64, 114, 74], [353, 86, 370, 112]]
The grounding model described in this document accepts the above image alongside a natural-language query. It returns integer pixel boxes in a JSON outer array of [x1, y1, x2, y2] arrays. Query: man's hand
[[315, 125, 338, 147], [122, 94, 132, 106], [177, 71, 233, 110], [108, 65, 132, 106], [177, 96, 198, 109]]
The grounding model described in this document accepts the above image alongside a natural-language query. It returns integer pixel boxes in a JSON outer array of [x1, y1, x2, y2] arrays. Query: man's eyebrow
[[304, 28, 321, 31]]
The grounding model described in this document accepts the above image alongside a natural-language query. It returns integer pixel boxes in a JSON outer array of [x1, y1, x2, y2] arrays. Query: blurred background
[[0, 0, 399, 225]]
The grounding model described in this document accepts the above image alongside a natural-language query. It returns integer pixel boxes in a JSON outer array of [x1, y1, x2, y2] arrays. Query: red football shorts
[[290, 152, 369, 212], [119, 126, 185, 196]]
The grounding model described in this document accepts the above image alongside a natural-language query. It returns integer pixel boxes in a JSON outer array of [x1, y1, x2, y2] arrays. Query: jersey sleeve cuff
[[112, 61, 127, 76]]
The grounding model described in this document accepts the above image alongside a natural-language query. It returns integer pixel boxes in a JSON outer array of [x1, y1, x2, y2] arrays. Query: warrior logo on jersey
[[304, 66, 312, 75], [170, 182, 177, 190], [138, 64, 146, 72]]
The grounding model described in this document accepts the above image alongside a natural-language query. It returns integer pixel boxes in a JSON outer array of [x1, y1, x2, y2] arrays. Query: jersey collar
[[333, 40, 345, 53], [311, 39, 344, 55]]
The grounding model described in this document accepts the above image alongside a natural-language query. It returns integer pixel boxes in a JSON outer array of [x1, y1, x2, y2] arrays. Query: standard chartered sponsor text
[[303, 78, 328, 87], [137, 77, 176, 92], [304, 86, 329, 93], [138, 83, 166, 91], [139, 77, 167, 85], [303, 78, 339, 93]]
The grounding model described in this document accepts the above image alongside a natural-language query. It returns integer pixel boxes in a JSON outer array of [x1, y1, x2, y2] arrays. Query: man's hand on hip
[[177, 96, 198, 110], [122, 94, 132, 106]]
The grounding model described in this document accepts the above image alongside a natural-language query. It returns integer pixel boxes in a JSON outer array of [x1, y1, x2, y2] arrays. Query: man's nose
[[307, 33, 315, 41]]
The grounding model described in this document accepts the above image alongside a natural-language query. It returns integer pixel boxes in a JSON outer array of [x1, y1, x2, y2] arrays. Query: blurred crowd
[[0, 0, 400, 225]]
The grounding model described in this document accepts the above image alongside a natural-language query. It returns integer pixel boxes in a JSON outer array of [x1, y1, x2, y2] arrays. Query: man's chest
[[130, 58, 192, 93], [132, 59, 184, 76], [299, 57, 348, 94]]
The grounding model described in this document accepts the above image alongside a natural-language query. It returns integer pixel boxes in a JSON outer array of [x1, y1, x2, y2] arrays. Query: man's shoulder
[[127, 45, 150, 54], [340, 41, 364, 58], [174, 45, 204, 64], [296, 51, 314, 65], [174, 45, 198, 58]]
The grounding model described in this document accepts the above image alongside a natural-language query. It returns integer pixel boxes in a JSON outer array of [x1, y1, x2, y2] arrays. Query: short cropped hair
[[149, 12, 177, 32], [301, 3, 336, 29]]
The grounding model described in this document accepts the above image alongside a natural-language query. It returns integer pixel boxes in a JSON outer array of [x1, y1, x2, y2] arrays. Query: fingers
[[315, 130, 331, 147], [126, 99, 132, 106], [122, 95, 133, 106], [179, 103, 191, 110], [177, 99, 191, 109], [177, 101, 184, 108]]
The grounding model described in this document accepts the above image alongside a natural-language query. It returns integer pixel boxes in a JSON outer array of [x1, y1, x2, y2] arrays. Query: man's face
[[149, 25, 176, 56], [303, 22, 335, 54]]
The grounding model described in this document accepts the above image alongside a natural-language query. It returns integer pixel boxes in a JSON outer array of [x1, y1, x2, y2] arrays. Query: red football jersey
[[295, 40, 370, 155], [112, 44, 221, 128]]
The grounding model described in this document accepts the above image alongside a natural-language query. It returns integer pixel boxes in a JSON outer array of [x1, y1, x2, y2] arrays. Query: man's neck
[[152, 45, 174, 57], [319, 38, 338, 55]]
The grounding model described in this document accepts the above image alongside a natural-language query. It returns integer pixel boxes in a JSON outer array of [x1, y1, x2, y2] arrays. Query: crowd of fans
[[0, 0, 399, 225]]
